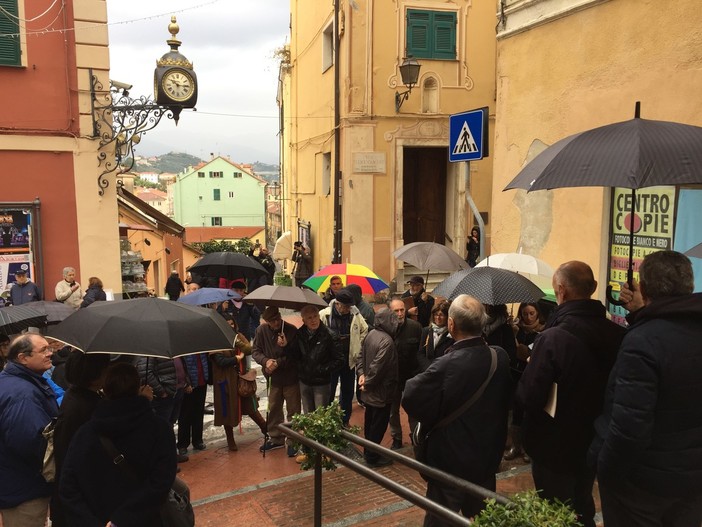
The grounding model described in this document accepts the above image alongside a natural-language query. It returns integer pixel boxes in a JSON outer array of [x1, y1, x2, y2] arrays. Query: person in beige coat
[[54, 267, 83, 309]]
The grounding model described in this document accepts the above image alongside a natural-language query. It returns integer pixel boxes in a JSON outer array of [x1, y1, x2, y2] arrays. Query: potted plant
[[290, 403, 359, 471], [472, 491, 582, 527]]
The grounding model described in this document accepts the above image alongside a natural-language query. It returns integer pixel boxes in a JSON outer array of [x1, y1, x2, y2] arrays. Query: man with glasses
[[0, 334, 59, 526]]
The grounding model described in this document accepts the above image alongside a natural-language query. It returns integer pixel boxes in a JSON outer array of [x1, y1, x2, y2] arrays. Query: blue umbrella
[[177, 287, 241, 306]]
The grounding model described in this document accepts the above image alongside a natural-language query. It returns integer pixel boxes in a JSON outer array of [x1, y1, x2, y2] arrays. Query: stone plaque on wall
[[353, 152, 386, 174]]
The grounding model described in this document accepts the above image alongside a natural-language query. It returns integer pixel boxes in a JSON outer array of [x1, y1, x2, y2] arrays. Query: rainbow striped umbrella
[[302, 263, 389, 295]]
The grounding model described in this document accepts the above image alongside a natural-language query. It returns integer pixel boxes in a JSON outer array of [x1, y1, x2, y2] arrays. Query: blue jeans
[[329, 365, 355, 424]]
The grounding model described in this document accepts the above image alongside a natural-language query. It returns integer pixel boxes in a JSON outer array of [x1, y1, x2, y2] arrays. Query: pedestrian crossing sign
[[449, 107, 489, 162]]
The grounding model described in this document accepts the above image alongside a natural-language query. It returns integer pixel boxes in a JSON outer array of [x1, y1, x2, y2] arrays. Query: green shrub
[[274, 272, 293, 286], [290, 403, 360, 471], [472, 490, 582, 527]]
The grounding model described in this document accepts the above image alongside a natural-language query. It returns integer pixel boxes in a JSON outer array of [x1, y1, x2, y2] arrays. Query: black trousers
[[424, 475, 495, 526], [177, 385, 207, 448], [531, 459, 596, 527], [363, 403, 391, 463], [599, 475, 702, 527]]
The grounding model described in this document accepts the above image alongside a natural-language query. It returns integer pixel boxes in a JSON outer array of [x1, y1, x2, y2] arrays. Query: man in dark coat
[[357, 308, 399, 467], [388, 298, 422, 449], [294, 305, 344, 413], [517, 261, 626, 527], [251, 306, 300, 454], [401, 275, 434, 327], [292, 241, 313, 287], [9, 268, 42, 305], [164, 270, 185, 300], [594, 251, 702, 526], [403, 294, 511, 525]]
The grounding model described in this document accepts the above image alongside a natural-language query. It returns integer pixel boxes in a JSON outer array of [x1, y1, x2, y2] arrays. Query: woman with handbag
[[211, 314, 267, 451]]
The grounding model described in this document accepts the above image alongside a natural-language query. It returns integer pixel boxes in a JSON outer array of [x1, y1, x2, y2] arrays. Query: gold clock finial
[[168, 16, 179, 39], [166, 16, 182, 51]]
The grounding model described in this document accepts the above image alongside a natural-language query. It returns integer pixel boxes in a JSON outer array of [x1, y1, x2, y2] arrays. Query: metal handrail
[[278, 422, 513, 527]]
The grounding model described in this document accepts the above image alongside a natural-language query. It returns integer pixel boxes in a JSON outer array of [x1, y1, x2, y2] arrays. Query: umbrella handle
[[606, 269, 633, 307]]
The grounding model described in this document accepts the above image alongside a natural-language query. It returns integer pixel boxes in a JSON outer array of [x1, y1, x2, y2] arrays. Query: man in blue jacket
[[9, 269, 42, 305], [595, 251, 702, 526], [0, 333, 59, 526]]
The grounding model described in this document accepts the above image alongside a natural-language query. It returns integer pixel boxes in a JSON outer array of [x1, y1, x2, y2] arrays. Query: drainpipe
[[332, 0, 342, 263]]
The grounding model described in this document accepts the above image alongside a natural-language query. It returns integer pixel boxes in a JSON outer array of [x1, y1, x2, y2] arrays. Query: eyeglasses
[[25, 346, 52, 356]]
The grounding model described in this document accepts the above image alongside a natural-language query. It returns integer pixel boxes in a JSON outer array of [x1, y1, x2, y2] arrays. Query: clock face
[[161, 70, 194, 102]]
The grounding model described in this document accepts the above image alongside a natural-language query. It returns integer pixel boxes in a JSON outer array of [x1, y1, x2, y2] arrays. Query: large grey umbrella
[[393, 242, 469, 272], [48, 298, 235, 358], [432, 267, 544, 305], [188, 252, 268, 281], [243, 285, 327, 310], [504, 103, 702, 303]]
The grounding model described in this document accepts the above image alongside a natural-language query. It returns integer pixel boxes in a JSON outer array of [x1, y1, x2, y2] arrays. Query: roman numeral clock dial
[[162, 71, 194, 102]]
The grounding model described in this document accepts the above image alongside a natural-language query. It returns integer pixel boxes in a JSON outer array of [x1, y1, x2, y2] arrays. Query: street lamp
[[395, 56, 421, 112]]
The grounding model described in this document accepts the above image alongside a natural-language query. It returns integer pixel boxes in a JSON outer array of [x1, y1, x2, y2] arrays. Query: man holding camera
[[292, 241, 313, 287], [55, 267, 83, 309]]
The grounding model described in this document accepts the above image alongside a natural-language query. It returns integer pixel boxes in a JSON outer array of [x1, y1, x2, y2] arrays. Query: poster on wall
[[0, 208, 34, 295], [608, 186, 676, 325], [297, 219, 311, 250]]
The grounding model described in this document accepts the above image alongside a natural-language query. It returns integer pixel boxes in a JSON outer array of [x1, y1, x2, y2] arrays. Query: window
[[0, 0, 21, 66], [233, 172, 242, 178], [211, 217, 222, 226], [198, 171, 205, 178], [406, 9, 456, 60], [209, 171, 223, 178], [322, 20, 334, 72], [213, 189, 221, 201], [322, 152, 331, 197], [228, 191, 234, 198]]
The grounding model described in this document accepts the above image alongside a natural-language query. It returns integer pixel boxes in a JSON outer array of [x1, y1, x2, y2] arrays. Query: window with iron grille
[[406, 9, 456, 60], [211, 217, 222, 226]]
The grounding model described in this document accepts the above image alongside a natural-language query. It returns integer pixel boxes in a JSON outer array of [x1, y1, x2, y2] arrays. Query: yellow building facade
[[280, 0, 497, 284], [492, 0, 702, 299]]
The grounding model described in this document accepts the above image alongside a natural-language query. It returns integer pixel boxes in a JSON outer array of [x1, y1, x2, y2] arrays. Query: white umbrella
[[475, 252, 554, 278], [271, 231, 292, 261]]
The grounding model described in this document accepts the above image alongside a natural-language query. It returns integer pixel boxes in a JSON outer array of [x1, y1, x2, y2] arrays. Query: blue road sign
[[449, 107, 489, 162]]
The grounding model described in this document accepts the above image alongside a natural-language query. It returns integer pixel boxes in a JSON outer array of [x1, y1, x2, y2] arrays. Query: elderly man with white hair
[[55, 267, 83, 309]]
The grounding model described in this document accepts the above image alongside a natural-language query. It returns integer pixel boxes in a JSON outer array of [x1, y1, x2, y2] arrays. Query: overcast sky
[[106, 0, 289, 164]]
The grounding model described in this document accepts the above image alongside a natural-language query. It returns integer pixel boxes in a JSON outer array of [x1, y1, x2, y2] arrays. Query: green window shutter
[[0, 0, 21, 66], [433, 12, 456, 60], [406, 9, 456, 60], [213, 189, 221, 201], [407, 9, 431, 59]]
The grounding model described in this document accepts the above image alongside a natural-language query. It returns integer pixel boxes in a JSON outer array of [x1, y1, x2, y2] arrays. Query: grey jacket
[[356, 309, 399, 408]]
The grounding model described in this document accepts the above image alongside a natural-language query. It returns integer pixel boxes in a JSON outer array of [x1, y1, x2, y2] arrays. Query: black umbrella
[[48, 298, 235, 358], [243, 284, 327, 310], [188, 252, 267, 281], [432, 267, 544, 305], [504, 102, 702, 303], [26, 301, 77, 324], [0, 304, 48, 336]]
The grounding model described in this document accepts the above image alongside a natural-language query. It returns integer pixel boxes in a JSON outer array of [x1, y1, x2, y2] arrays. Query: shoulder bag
[[412, 346, 498, 465], [42, 418, 57, 482], [98, 435, 195, 527]]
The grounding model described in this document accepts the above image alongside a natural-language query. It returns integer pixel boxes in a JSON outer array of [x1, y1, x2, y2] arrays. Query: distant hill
[[133, 153, 279, 181]]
